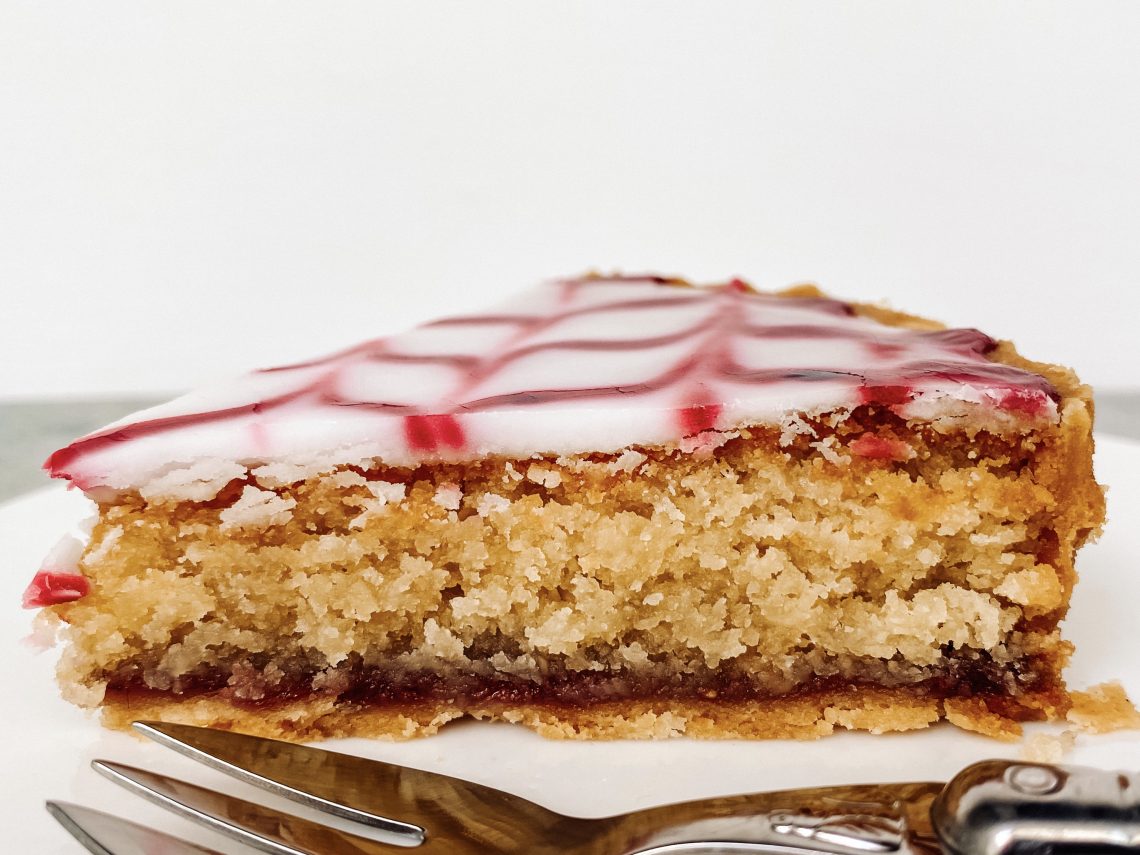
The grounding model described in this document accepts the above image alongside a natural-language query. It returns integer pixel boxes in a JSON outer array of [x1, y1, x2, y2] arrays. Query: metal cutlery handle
[[931, 760, 1140, 854], [620, 762, 1140, 855], [611, 780, 946, 854]]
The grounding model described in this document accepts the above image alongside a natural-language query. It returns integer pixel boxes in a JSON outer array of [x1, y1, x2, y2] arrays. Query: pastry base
[[101, 682, 1066, 742]]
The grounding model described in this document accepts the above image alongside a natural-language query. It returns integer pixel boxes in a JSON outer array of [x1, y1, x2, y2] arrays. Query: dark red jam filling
[[102, 650, 1060, 719]]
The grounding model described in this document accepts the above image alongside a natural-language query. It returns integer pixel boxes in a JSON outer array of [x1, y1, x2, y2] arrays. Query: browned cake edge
[[843, 285, 1105, 623]]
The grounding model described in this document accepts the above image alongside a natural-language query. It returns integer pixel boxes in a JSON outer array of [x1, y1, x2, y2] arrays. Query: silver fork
[[50, 721, 1140, 855]]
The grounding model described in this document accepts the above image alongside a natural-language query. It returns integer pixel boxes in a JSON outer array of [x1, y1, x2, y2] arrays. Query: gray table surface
[[3, 394, 1139, 503]]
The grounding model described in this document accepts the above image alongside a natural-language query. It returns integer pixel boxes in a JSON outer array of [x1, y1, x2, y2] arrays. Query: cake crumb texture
[[1067, 681, 1140, 734], [48, 389, 1101, 740], [1019, 730, 1077, 763]]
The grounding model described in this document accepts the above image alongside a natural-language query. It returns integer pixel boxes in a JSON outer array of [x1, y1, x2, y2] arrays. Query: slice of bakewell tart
[[27, 274, 1104, 741]]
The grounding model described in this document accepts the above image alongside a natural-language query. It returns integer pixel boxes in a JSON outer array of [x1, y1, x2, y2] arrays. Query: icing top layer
[[48, 276, 1058, 494]]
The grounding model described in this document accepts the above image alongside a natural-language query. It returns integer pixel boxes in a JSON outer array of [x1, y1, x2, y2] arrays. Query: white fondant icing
[[48, 277, 1058, 495]]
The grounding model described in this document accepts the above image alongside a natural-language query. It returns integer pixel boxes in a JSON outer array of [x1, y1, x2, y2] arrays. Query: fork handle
[[931, 759, 1140, 854], [609, 779, 946, 854], [615, 762, 1140, 855]]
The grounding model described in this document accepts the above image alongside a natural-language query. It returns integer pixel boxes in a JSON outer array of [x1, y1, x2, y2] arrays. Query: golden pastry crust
[[101, 683, 1066, 742]]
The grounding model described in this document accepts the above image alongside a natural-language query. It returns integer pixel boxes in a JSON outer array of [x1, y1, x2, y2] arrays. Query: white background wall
[[2, 1, 1139, 397]]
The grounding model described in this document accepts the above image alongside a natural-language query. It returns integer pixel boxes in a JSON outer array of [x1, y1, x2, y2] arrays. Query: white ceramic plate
[[4, 437, 1140, 853]]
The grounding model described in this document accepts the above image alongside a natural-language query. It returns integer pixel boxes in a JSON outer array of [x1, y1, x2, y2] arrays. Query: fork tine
[[132, 721, 558, 832], [92, 760, 435, 855], [132, 721, 425, 837], [46, 801, 225, 855]]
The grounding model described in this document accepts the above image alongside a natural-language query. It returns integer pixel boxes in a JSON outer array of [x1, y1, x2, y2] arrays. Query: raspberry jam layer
[[47, 276, 1058, 492], [101, 649, 1061, 721]]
